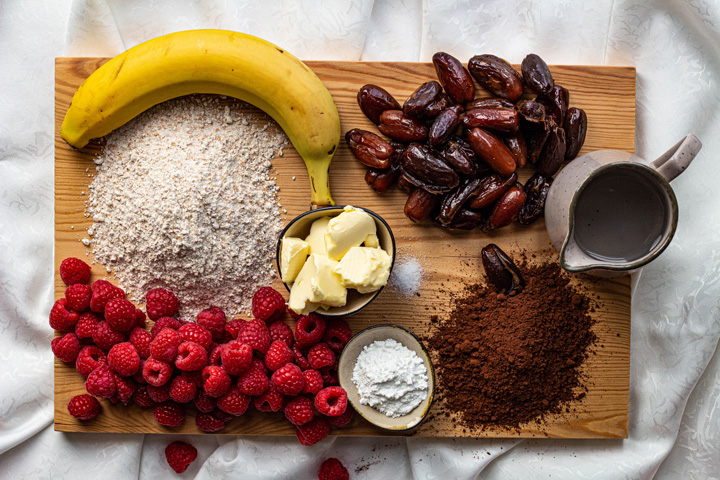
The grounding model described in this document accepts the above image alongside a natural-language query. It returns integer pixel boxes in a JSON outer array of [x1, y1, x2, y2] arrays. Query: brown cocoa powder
[[426, 260, 596, 431]]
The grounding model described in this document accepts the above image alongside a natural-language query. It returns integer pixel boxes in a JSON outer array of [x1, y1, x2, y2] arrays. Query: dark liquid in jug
[[573, 166, 669, 263]]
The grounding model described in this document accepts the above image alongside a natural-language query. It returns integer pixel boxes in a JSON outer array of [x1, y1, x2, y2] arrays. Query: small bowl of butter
[[276, 206, 395, 316]]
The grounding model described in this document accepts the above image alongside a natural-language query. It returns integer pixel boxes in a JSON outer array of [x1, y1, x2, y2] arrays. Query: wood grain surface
[[55, 57, 634, 438]]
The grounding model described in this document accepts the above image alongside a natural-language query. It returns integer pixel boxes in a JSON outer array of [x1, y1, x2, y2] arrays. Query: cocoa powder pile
[[427, 260, 596, 431]]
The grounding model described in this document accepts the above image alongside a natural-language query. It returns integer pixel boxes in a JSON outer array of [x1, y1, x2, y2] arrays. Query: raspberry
[[295, 417, 330, 446], [217, 385, 252, 416], [196, 306, 225, 340], [284, 395, 315, 426], [292, 344, 312, 371], [202, 365, 232, 398], [150, 328, 182, 363], [252, 286, 286, 323], [220, 340, 253, 375], [165, 441, 197, 474], [145, 288, 179, 320], [263, 340, 293, 372], [174, 341, 208, 371], [132, 384, 155, 407], [314, 387, 348, 416], [254, 383, 284, 413], [318, 458, 349, 480], [178, 323, 212, 349], [224, 319, 245, 339], [49, 298, 79, 332], [143, 357, 173, 386], [85, 364, 116, 398], [147, 383, 171, 403], [169, 374, 197, 403], [212, 408, 234, 424], [51, 333, 80, 362], [134, 309, 147, 328], [75, 312, 101, 339], [302, 369, 324, 395], [308, 342, 336, 370], [129, 327, 152, 359], [89, 279, 125, 313], [195, 412, 225, 432], [65, 284, 92, 312], [320, 365, 339, 387], [150, 316, 181, 338], [323, 318, 353, 353], [76, 345, 106, 377], [114, 374, 137, 404], [104, 298, 138, 332], [92, 321, 125, 351], [272, 363, 305, 396], [236, 319, 272, 354], [67, 394, 101, 420], [326, 405, 354, 428], [208, 343, 222, 365], [59, 257, 91, 285], [107, 342, 140, 376], [295, 313, 326, 348], [154, 402, 185, 427], [269, 320, 294, 348], [237, 359, 270, 396], [193, 392, 218, 413]]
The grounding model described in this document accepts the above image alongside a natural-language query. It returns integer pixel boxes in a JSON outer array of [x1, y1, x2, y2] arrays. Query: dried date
[[429, 105, 463, 147], [378, 110, 428, 142], [502, 131, 528, 168], [403, 81, 442, 117], [462, 107, 519, 133], [518, 100, 550, 164], [438, 178, 483, 225], [446, 208, 485, 230], [481, 243, 525, 294], [538, 85, 569, 126], [468, 172, 517, 210], [467, 128, 517, 176], [517, 172, 552, 225], [357, 84, 401, 124], [487, 185, 526, 230], [537, 124, 567, 177], [402, 142, 460, 193], [465, 97, 515, 110], [432, 52, 475, 104], [521, 54, 553, 95], [441, 137, 481, 177], [468, 54, 524, 102], [404, 188, 438, 223], [564, 107, 587, 159], [345, 129, 394, 169]]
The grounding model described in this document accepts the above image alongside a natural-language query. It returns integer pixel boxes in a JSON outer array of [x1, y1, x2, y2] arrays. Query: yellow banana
[[61, 29, 340, 206]]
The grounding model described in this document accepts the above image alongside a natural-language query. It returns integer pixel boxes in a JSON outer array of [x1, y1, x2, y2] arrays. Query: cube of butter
[[280, 237, 309, 284], [304, 216, 331, 256], [288, 253, 347, 314], [325, 206, 377, 261], [334, 246, 392, 294]]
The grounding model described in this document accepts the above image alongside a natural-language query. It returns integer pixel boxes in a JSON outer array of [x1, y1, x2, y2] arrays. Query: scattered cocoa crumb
[[427, 260, 596, 432]]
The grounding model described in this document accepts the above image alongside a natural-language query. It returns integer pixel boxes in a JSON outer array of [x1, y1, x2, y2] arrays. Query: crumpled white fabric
[[1, 0, 719, 478]]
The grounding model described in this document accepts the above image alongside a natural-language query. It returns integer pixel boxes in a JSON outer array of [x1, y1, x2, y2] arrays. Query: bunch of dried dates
[[346, 52, 587, 230]]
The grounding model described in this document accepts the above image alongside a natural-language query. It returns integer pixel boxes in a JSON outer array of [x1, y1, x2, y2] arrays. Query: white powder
[[351, 338, 428, 418], [86, 96, 288, 318], [388, 255, 424, 297]]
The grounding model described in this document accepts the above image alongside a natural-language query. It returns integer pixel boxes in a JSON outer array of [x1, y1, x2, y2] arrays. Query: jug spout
[[651, 134, 702, 182], [559, 233, 602, 273]]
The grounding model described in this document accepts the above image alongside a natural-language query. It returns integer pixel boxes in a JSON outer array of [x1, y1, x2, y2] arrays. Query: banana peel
[[61, 29, 339, 206]]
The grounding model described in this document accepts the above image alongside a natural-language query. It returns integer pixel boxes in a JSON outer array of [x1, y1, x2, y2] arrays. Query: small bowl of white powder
[[337, 324, 435, 431]]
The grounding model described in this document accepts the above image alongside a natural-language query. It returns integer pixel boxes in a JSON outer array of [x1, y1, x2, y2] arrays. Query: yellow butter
[[325, 206, 377, 261], [333, 246, 392, 294], [280, 237, 310, 283], [288, 253, 347, 314], [364, 233, 379, 248], [304, 216, 331, 256]]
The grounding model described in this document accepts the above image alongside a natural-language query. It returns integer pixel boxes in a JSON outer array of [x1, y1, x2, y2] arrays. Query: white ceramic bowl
[[276, 206, 395, 316], [337, 324, 435, 431]]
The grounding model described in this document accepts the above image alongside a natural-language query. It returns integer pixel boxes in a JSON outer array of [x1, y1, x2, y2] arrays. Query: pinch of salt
[[389, 256, 423, 297]]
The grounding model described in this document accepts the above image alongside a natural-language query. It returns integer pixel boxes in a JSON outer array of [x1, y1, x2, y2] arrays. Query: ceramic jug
[[544, 134, 702, 275]]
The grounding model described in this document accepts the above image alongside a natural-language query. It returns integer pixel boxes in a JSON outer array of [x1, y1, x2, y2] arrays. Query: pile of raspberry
[[53, 257, 355, 446]]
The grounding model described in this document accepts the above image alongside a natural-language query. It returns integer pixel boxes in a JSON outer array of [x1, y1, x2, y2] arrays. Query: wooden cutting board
[[54, 57, 634, 438]]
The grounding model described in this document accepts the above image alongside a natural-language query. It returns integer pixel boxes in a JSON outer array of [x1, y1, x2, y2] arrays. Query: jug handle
[[650, 134, 702, 182]]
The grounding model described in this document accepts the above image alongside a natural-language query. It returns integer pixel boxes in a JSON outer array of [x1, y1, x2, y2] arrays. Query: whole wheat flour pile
[[86, 96, 287, 318]]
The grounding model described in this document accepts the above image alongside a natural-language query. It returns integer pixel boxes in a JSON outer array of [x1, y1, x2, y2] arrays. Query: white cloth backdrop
[[1, 0, 719, 478]]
